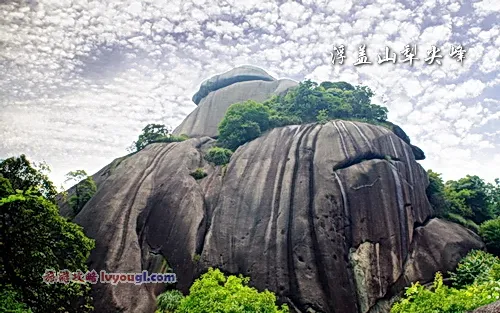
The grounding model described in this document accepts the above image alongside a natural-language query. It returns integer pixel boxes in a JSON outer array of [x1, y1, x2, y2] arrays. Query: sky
[[0, 0, 498, 189]]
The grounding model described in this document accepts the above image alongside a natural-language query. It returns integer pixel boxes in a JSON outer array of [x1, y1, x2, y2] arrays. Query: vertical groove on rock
[[266, 128, 296, 290], [308, 125, 336, 311], [334, 172, 350, 233], [402, 145, 414, 186], [389, 163, 408, 264], [287, 124, 315, 306], [115, 144, 177, 264], [338, 121, 361, 155], [389, 136, 399, 159], [332, 121, 348, 158], [348, 121, 374, 152]]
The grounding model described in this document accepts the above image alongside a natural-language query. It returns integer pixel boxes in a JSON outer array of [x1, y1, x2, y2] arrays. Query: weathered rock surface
[[173, 66, 298, 137], [191, 65, 275, 105], [69, 120, 483, 313], [472, 301, 500, 313]]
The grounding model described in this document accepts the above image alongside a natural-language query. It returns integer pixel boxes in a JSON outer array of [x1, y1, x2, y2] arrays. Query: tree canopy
[[428, 170, 499, 225], [65, 170, 97, 216], [129, 124, 189, 152], [0, 155, 57, 202], [0, 157, 95, 312], [217, 80, 389, 151]]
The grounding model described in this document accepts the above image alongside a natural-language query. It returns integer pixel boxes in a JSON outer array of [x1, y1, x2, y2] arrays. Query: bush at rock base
[[449, 250, 500, 288], [156, 290, 184, 313], [160, 268, 289, 313], [392, 252, 500, 313]]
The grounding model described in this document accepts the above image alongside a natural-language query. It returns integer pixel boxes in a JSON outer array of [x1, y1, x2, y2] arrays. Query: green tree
[[445, 175, 494, 224], [156, 290, 184, 313], [65, 170, 97, 216], [0, 155, 57, 202], [480, 218, 500, 256], [218, 101, 272, 150], [131, 124, 170, 152], [486, 178, 500, 217], [426, 170, 450, 217], [0, 158, 95, 312], [218, 80, 390, 151], [176, 268, 289, 313]]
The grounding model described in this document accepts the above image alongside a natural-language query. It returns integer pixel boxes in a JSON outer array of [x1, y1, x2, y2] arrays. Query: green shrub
[[176, 268, 289, 313], [218, 100, 272, 150], [445, 212, 468, 226], [316, 109, 329, 124], [465, 219, 480, 233], [449, 250, 500, 288], [205, 147, 233, 166], [151, 135, 188, 144], [0, 287, 32, 312], [189, 168, 207, 180], [480, 218, 500, 255], [391, 272, 500, 313], [156, 290, 184, 313]]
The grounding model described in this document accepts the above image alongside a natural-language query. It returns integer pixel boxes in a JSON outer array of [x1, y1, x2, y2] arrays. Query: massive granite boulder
[[173, 65, 298, 137], [70, 120, 483, 313]]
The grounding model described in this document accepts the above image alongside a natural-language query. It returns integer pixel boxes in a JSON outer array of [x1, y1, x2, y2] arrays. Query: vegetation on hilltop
[[218, 80, 389, 151]]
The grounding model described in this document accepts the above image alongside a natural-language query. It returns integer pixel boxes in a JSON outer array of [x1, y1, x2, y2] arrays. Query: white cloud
[[0, 0, 498, 187]]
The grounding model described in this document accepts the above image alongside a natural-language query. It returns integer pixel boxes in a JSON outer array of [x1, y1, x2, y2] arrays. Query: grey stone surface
[[191, 65, 275, 105], [174, 78, 298, 138], [472, 301, 500, 313], [65, 121, 483, 313]]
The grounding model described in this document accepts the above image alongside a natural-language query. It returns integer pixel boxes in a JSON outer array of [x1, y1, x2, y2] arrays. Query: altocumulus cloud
[[0, 0, 498, 187]]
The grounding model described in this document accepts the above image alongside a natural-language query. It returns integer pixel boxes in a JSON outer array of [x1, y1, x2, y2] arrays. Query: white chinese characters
[[330, 44, 467, 66]]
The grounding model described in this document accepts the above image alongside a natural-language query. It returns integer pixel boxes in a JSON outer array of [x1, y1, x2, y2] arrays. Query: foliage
[[449, 250, 500, 288], [0, 159, 95, 312], [0, 286, 33, 313], [480, 218, 500, 255], [445, 175, 495, 224], [217, 80, 389, 151], [218, 100, 272, 151], [65, 170, 97, 216], [192, 254, 201, 263], [426, 170, 450, 217], [129, 124, 187, 152], [391, 271, 500, 313], [156, 290, 184, 313], [205, 147, 233, 166], [190, 168, 207, 180], [316, 109, 329, 124], [176, 268, 289, 313], [0, 155, 57, 202], [444, 213, 479, 233], [426, 170, 500, 230]]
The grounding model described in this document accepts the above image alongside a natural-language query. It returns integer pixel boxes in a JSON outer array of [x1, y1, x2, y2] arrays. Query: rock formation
[[472, 301, 500, 313], [64, 67, 484, 313], [173, 65, 298, 138]]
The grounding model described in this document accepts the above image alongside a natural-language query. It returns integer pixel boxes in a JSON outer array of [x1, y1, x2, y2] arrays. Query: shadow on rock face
[[66, 120, 483, 313]]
